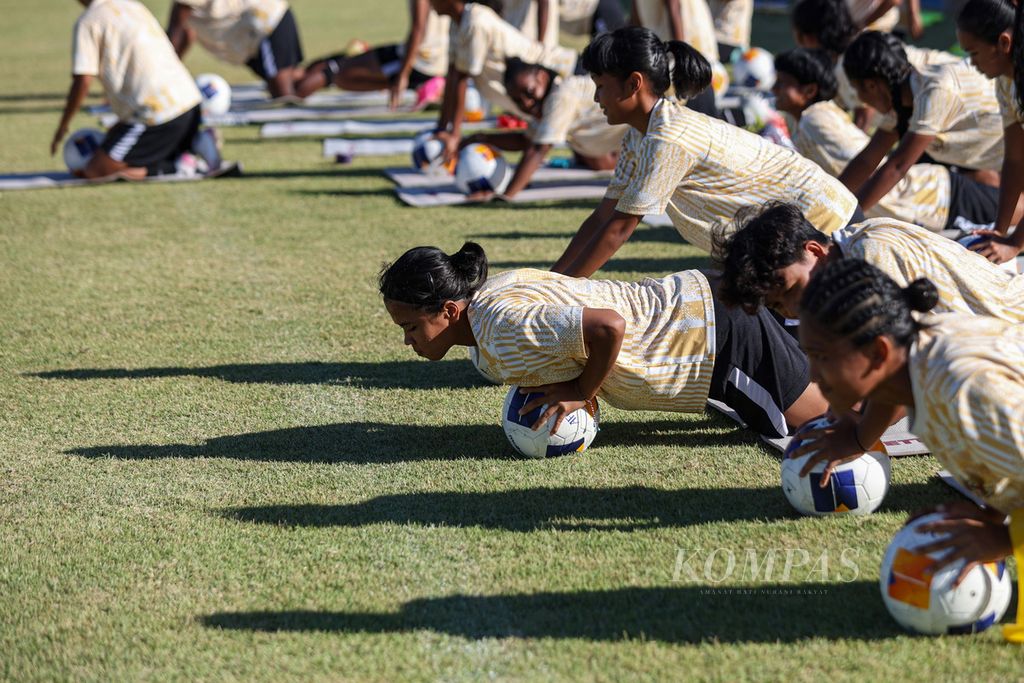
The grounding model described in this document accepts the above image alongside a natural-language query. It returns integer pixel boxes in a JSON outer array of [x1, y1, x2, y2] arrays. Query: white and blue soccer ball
[[196, 73, 232, 117], [411, 130, 453, 175], [880, 513, 1013, 635], [501, 385, 599, 458], [781, 416, 891, 516], [464, 82, 490, 122], [732, 47, 776, 90], [454, 143, 512, 195], [62, 128, 104, 172]]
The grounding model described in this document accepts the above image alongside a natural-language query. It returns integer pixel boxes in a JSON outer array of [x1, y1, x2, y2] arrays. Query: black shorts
[[101, 105, 200, 171], [373, 44, 436, 90], [707, 284, 811, 438], [845, 205, 866, 227], [945, 170, 1000, 231], [246, 9, 304, 80]]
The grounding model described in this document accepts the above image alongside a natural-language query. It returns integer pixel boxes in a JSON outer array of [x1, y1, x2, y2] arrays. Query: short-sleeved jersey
[[996, 75, 1024, 131], [73, 0, 201, 126], [834, 46, 960, 113], [877, 62, 1004, 171], [908, 313, 1024, 513], [468, 268, 717, 412], [605, 98, 857, 253], [833, 218, 1024, 321], [847, 0, 898, 30], [794, 100, 950, 231], [708, 0, 752, 48], [175, 0, 288, 65], [502, 0, 560, 46], [632, 0, 720, 64], [412, 6, 451, 77], [529, 75, 628, 156]]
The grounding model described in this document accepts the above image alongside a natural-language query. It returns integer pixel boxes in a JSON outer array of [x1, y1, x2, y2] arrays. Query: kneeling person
[[380, 242, 828, 438], [53, 0, 202, 179]]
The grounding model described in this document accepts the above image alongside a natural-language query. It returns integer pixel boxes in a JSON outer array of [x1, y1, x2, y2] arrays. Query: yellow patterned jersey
[[413, 6, 451, 77], [175, 0, 288, 65], [501, 0, 560, 46], [633, 0, 720, 64], [709, 0, 752, 48], [73, 0, 201, 125], [833, 218, 1024, 321], [834, 47, 961, 113], [529, 76, 628, 157], [606, 98, 857, 253], [996, 75, 1024, 131], [794, 100, 950, 231], [467, 268, 717, 412], [877, 62, 1004, 171], [908, 313, 1024, 513]]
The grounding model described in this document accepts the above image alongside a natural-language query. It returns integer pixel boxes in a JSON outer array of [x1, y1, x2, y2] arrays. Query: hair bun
[[449, 242, 489, 293], [903, 278, 939, 313]]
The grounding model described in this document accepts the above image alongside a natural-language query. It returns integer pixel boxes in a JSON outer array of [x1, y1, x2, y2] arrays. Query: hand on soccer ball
[[465, 189, 495, 203], [787, 413, 866, 485], [518, 380, 588, 434], [436, 130, 460, 165], [913, 502, 1012, 586], [966, 230, 1021, 264]]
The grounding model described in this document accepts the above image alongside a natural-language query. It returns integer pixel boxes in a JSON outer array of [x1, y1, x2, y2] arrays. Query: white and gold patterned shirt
[[530, 76, 628, 157], [908, 313, 1024, 514], [633, 0, 720, 64], [833, 218, 1024, 321], [413, 6, 451, 77], [877, 62, 1004, 171], [73, 0, 201, 125], [794, 100, 950, 231], [606, 98, 858, 253], [468, 268, 717, 412], [501, 0, 560, 46], [709, 0, 752, 48], [175, 0, 288, 65]]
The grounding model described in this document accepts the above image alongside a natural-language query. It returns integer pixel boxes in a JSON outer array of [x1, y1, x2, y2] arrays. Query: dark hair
[[712, 202, 831, 313], [378, 242, 488, 311], [956, 0, 1014, 43], [800, 259, 939, 348], [774, 48, 838, 102], [843, 31, 913, 136], [581, 26, 711, 98], [1014, 0, 1024, 117], [502, 56, 555, 95], [791, 0, 858, 54]]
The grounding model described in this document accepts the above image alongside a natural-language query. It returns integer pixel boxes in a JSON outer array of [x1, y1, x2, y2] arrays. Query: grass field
[[1, 2, 1019, 681]]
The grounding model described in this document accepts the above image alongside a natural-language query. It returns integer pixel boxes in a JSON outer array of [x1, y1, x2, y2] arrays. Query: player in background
[[379, 242, 828, 438], [167, 0, 305, 98], [53, 0, 204, 179]]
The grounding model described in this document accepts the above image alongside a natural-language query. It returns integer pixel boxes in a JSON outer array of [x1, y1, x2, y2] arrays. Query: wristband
[[1002, 509, 1024, 643]]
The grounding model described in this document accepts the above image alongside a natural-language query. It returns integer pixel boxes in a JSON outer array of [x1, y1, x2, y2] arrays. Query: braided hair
[[379, 242, 489, 312], [791, 0, 858, 55], [581, 26, 711, 98], [843, 32, 914, 136], [800, 259, 938, 349]]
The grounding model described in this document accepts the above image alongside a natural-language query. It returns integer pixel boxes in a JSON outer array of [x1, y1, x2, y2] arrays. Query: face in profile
[[956, 29, 1010, 79], [850, 77, 891, 114], [590, 72, 633, 126], [799, 319, 880, 413], [384, 299, 457, 361], [770, 71, 814, 116]]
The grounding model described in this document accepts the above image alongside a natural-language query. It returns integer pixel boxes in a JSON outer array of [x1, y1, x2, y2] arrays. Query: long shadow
[[491, 256, 710, 273], [290, 188, 397, 198], [468, 225, 682, 244], [200, 582, 903, 643], [220, 480, 956, 530], [67, 422, 511, 464], [0, 105, 65, 115], [28, 359, 483, 389], [0, 92, 67, 101]]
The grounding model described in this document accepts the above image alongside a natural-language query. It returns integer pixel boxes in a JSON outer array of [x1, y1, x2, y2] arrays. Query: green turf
[[1, 2, 1019, 681]]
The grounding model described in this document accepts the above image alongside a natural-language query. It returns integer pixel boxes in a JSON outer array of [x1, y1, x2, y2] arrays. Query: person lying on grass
[[379, 242, 828, 439], [791, 258, 1024, 584], [456, 57, 627, 201], [713, 201, 1024, 462]]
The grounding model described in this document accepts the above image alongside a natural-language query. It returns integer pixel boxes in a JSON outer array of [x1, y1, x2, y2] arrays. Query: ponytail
[[843, 32, 913, 136], [379, 242, 489, 311], [581, 26, 710, 98], [800, 259, 937, 349]]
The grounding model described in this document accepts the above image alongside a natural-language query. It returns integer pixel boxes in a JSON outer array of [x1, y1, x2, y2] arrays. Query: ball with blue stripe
[[501, 385, 599, 458]]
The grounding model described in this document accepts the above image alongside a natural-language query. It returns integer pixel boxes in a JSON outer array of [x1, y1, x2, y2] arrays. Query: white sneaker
[[174, 152, 206, 177], [191, 127, 223, 171]]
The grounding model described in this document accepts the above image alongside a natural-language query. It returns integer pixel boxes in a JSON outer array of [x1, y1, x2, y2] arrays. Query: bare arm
[[575, 307, 627, 399], [903, 0, 924, 38], [861, 0, 900, 28], [551, 197, 618, 274], [461, 131, 532, 151], [995, 124, 1024, 235], [51, 74, 92, 156], [436, 67, 469, 162], [502, 143, 551, 198], [554, 209, 643, 278], [166, 3, 195, 58], [854, 131, 934, 210], [664, 0, 686, 42], [392, 0, 431, 108], [838, 128, 899, 193], [537, 0, 551, 42]]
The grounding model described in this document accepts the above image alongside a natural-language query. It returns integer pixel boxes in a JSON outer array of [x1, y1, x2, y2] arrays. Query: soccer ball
[[464, 82, 490, 122], [62, 128, 104, 172], [411, 130, 454, 175], [195, 73, 232, 117], [733, 47, 776, 90], [454, 144, 512, 195], [880, 513, 1013, 635], [780, 416, 891, 515], [501, 385, 599, 458]]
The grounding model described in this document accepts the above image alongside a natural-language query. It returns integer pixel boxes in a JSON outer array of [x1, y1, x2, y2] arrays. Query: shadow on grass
[[219, 480, 955, 530], [29, 359, 484, 389], [468, 225, 682, 244], [200, 582, 902, 643], [490, 256, 710, 273]]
